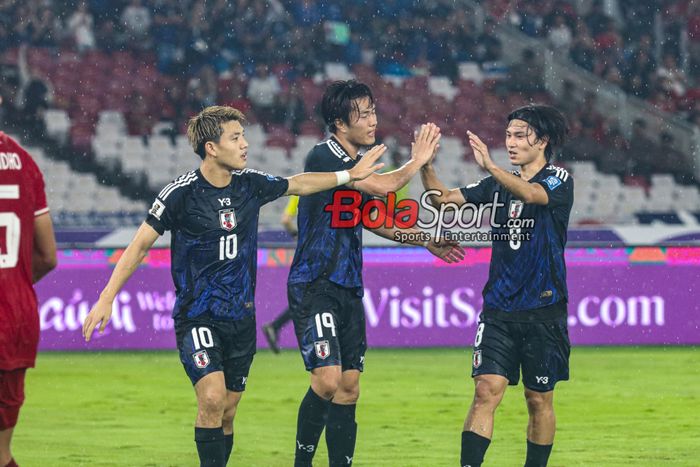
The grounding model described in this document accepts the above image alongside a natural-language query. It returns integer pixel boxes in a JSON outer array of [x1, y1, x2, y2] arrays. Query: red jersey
[[0, 131, 49, 370]]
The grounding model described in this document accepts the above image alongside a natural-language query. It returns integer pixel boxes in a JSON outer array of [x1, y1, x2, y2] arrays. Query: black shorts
[[288, 279, 367, 372], [471, 304, 570, 392], [175, 314, 256, 392]]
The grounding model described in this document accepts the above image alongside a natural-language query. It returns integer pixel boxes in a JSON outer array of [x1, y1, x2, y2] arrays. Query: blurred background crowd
[[0, 0, 698, 229]]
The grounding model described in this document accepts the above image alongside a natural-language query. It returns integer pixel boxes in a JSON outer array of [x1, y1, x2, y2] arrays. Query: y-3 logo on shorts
[[296, 440, 315, 453], [535, 376, 549, 384]]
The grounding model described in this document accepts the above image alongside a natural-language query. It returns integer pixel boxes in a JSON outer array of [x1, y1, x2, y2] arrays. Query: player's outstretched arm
[[82, 222, 160, 342], [285, 144, 386, 196], [351, 123, 441, 197], [419, 159, 467, 206], [467, 130, 548, 205], [32, 212, 57, 283]]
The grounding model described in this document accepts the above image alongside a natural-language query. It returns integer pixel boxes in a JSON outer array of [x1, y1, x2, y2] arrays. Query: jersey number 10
[[219, 234, 238, 260], [0, 184, 20, 269]]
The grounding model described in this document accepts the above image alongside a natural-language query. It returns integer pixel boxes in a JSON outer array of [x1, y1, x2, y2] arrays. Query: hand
[[348, 144, 386, 181], [82, 297, 113, 342], [467, 130, 495, 171], [427, 142, 440, 166], [410, 123, 441, 166], [427, 237, 465, 264]]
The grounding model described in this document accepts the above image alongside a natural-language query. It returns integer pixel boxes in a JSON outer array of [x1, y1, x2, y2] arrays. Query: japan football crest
[[314, 340, 330, 360], [219, 208, 237, 231], [193, 350, 210, 368], [472, 349, 482, 369], [509, 200, 523, 218]]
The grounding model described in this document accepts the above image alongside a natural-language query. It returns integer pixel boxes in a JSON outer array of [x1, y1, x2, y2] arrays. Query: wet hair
[[187, 106, 246, 159], [321, 80, 374, 134], [507, 104, 568, 162]]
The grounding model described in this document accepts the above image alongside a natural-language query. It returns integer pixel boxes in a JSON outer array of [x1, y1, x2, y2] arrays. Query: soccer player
[[261, 195, 298, 353], [81, 105, 386, 467], [288, 80, 464, 467], [420, 105, 572, 467], [0, 119, 57, 467]]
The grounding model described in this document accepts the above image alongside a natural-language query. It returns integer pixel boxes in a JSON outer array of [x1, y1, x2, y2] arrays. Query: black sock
[[224, 434, 234, 465], [524, 440, 553, 467], [326, 402, 357, 467], [194, 427, 226, 467], [295, 387, 330, 467], [461, 431, 491, 467], [272, 308, 292, 331]]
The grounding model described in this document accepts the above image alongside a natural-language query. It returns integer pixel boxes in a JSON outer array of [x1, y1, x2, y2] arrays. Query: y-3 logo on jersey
[[218, 198, 231, 206]]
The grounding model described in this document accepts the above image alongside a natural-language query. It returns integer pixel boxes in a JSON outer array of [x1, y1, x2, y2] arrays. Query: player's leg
[[520, 315, 570, 467], [0, 428, 16, 467], [262, 307, 293, 353], [220, 351, 254, 465], [221, 391, 242, 465], [523, 389, 555, 467], [461, 374, 508, 467], [462, 318, 520, 467], [194, 372, 228, 466], [177, 319, 229, 467], [326, 369, 360, 467], [289, 281, 343, 467], [0, 368, 26, 467], [324, 290, 366, 467]]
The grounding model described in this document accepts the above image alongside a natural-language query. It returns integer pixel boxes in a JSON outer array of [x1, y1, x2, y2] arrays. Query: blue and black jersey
[[288, 136, 370, 292], [461, 165, 574, 314], [146, 168, 288, 321]]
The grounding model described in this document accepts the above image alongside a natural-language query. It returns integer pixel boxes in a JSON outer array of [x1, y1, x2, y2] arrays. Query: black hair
[[507, 104, 568, 162], [321, 80, 374, 134]]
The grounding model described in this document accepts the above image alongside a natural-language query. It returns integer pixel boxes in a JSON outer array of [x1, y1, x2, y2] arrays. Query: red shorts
[[0, 368, 26, 430]]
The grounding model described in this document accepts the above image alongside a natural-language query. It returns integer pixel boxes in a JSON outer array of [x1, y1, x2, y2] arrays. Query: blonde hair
[[186, 106, 246, 159]]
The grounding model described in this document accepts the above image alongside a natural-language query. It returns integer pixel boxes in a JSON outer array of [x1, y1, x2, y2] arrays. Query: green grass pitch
[[13, 347, 699, 466]]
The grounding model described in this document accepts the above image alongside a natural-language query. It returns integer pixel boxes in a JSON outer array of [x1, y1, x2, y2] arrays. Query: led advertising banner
[[35, 247, 700, 350]]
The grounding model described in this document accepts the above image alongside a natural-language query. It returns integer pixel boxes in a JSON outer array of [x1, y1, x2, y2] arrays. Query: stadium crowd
[[0, 0, 696, 186]]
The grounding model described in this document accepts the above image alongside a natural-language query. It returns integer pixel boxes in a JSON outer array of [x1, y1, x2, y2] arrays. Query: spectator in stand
[[657, 132, 695, 183], [29, 8, 60, 47], [628, 119, 656, 177], [246, 63, 281, 124], [547, 14, 573, 56], [657, 52, 687, 98], [507, 49, 545, 98], [187, 65, 218, 110], [279, 84, 306, 135], [585, 0, 611, 38], [475, 18, 503, 64], [66, 1, 96, 52], [593, 125, 632, 176], [569, 20, 596, 72], [624, 47, 656, 99], [121, 0, 152, 49], [152, 0, 187, 74]]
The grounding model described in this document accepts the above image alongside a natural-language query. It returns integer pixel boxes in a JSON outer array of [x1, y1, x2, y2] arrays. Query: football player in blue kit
[[82, 105, 387, 467], [288, 81, 465, 467], [420, 105, 572, 467]]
